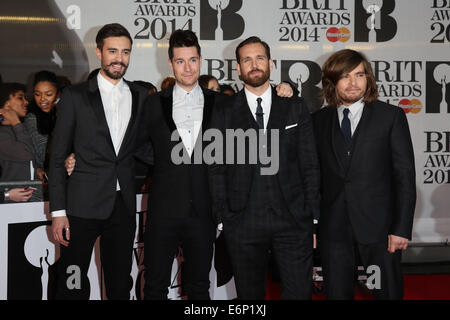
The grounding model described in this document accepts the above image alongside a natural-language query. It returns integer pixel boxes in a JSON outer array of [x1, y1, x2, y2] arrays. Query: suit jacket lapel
[[160, 87, 177, 133], [330, 107, 346, 176], [266, 86, 286, 132], [118, 81, 138, 158], [347, 103, 372, 170], [200, 87, 214, 132], [87, 77, 116, 157], [235, 89, 259, 131]]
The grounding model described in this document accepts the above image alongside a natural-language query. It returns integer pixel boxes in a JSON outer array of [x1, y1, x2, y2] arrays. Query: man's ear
[[236, 62, 241, 77], [269, 59, 274, 72]]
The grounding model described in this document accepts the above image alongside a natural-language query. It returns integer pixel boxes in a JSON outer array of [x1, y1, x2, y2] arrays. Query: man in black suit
[[49, 23, 149, 299], [209, 36, 320, 299], [138, 29, 226, 300], [312, 49, 416, 299], [139, 31, 293, 300]]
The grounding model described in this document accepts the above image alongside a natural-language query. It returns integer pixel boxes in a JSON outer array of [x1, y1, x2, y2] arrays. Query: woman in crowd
[[0, 83, 35, 181], [23, 71, 60, 182], [160, 76, 176, 90], [198, 74, 220, 92]]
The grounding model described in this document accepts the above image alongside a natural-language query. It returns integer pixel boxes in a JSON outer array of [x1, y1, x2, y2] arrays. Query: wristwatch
[[4, 191, 10, 201]]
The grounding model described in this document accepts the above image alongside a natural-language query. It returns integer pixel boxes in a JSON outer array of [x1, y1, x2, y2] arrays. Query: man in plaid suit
[[209, 36, 320, 299]]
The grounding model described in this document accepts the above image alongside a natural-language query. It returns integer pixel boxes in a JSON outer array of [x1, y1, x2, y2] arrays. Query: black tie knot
[[343, 108, 350, 117], [341, 108, 351, 145], [256, 98, 263, 114], [256, 97, 264, 129]]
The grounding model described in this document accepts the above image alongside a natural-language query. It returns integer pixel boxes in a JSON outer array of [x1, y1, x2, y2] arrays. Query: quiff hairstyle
[[96, 23, 133, 51]]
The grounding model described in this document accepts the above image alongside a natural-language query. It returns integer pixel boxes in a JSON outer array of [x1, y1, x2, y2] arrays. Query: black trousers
[[55, 192, 136, 300], [224, 209, 313, 300], [320, 206, 404, 300], [143, 214, 216, 300]]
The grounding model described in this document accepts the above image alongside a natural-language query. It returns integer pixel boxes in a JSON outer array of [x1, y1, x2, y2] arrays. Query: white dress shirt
[[244, 86, 272, 131], [337, 98, 365, 135], [51, 73, 132, 218], [172, 83, 204, 157]]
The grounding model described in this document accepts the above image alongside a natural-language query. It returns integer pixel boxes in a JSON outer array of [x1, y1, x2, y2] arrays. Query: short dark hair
[[33, 70, 59, 91], [96, 23, 133, 50], [235, 36, 271, 63], [321, 49, 378, 107], [198, 75, 217, 89], [134, 80, 157, 92], [168, 29, 201, 60], [0, 83, 26, 107], [220, 84, 235, 95]]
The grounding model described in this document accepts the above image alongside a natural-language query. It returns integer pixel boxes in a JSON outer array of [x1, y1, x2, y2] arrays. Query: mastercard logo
[[326, 27, 350, 43], [399, 98, 422, 114]]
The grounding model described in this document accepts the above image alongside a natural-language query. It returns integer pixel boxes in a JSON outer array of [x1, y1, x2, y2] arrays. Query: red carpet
[[265, 274, 450, 300]]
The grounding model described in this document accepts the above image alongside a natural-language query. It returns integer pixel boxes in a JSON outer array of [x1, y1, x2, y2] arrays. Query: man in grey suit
[[209, 36, 320, 299], [49, 23, 149, 299]]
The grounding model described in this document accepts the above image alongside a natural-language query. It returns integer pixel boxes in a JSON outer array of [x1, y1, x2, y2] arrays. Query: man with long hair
[[312, 49, 416, 299]]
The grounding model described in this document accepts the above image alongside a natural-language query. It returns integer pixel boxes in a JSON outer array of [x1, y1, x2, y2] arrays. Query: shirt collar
[[173, 82, 201, 101], [97, 71, 126, 92], [338, 97, 365, 115], [244, 85, 272, 105]]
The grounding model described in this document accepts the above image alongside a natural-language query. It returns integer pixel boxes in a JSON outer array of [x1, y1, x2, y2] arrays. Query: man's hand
[[388, 234, 408, 253], [313, 234, 317, 249], [0, 107, 20, 126], [52, 216, 70, 246], [65, 153, 75, 176], [9, 188, 34, 202], [275, 83, 294, 98]]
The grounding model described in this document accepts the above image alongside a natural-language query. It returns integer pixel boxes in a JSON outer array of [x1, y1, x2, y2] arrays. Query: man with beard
[[138, 31, 293, 299], [49, 23, 149, 299], [209, 36, 320, 299], [312, 49, 416, 299]]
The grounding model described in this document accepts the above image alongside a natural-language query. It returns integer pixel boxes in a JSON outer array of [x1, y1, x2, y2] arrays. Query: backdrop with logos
[[0, 0, 449, 299]]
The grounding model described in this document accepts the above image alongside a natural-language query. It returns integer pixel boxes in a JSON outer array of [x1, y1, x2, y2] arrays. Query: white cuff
[[313, 219, 318, 224], [51, 210, 67, 218], [217, 223, 223, 231]]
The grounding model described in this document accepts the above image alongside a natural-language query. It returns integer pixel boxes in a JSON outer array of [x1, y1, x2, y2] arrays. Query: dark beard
[[241, 68, 270, 87], [103, 62, 128, 80]]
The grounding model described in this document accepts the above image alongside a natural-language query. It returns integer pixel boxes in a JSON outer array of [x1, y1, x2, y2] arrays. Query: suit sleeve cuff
[[51, 210, 67, 218]]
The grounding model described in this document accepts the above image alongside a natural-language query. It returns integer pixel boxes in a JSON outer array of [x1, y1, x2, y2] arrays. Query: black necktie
[[341, 108, 351, 145], [256, 97, 264, 129]]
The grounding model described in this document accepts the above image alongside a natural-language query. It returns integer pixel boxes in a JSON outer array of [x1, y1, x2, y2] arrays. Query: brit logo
[[354, 0, 397, 42], [200, 0, 245, 40], [426, 62, 450, 113], [280, 60, 323, 113]]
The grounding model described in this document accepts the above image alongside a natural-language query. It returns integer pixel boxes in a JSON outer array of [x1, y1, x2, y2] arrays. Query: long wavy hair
[[321, 49, 378, 107]]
